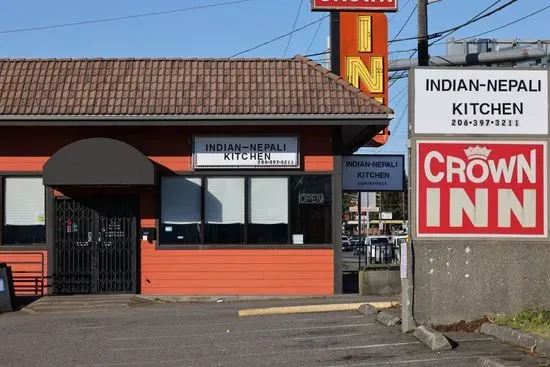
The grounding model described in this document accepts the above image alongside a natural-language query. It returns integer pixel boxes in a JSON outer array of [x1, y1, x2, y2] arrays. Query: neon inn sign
[[416, 141, 547, 238]]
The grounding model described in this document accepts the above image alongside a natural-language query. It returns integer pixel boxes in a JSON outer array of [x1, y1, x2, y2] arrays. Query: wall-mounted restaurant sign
[[193, 136, 300, 169]]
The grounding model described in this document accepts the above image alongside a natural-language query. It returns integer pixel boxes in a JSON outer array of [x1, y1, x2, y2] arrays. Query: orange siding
[[0, 126, 333, 173], [140, 245, 334, 295], [0, 251, 47, 295]]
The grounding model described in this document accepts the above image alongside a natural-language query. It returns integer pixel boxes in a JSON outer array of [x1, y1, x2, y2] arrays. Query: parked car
[[350, 236, 362, 246], [341, 236, 353, 252]]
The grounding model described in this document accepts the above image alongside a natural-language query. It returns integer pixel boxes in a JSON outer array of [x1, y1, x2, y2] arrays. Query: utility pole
[[417, 0, 429, 66]]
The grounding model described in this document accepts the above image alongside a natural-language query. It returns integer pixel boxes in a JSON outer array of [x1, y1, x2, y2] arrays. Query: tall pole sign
[[312, 1, 395, 147]]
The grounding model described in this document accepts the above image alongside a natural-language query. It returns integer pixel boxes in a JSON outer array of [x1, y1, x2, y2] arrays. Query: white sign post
[[193, 136, 299, 169], [342, 155, 405, 192], [413, 68, 548, 135]]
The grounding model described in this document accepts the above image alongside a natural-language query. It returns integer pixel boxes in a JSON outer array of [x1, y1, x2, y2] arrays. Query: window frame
[[0, 174, 48, 248], [157, 172, 333, 250]]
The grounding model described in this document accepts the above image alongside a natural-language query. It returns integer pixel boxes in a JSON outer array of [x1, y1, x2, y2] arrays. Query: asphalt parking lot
[[1, 300, 550, 367]]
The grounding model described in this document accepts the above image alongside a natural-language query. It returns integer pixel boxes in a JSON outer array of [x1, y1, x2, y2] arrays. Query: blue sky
[[0, 0, 548, 156]]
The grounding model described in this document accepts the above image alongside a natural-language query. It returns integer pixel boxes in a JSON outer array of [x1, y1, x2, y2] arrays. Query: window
[[160, 177, 202, 244], [204, 177, 245, 244], [159, 175, 331, 246], [248, 177, 288, 244], [290, 176, 332, 244], [3, 177, 46, 245]]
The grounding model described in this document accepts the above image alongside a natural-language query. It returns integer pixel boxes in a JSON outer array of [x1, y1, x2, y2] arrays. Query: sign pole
[[417, 0, 429, 66]]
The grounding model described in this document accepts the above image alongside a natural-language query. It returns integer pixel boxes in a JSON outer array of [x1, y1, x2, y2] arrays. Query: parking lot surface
[[1, 300, 550, 366]]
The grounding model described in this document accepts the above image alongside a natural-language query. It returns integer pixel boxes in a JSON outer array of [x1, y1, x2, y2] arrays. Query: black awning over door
[[43, 138, 156, 186]]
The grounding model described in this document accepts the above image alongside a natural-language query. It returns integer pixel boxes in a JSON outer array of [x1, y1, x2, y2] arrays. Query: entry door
[[54, 197, 138, 294]]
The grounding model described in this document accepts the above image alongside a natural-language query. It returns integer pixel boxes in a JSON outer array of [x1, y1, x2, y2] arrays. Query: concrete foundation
[[359, 267, 401, 296], [413, 241, 550, 325]]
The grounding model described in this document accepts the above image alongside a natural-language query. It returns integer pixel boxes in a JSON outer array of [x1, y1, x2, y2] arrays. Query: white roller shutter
[[4, 177, 45, 226], [249, 177, 288, 224], [205, 178, 245, 224]]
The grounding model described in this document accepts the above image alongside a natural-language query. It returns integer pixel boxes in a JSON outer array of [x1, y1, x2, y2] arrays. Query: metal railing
[[353, 244, 400, 268], [0, 252, 45, 296]]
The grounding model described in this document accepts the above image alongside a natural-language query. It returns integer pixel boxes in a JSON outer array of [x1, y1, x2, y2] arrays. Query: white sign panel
[[414, 68, 548, 135], [381, 212, 393, 220], [343, 155, 405, 192], [193, 136, 299, 169]]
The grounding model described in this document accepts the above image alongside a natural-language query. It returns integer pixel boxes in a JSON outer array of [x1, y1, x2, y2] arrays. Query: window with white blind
[[204, 177, 245, 244], [160, 177, 202, 244], [3, 177, 46, 245], [158, 175, 332, 246], [248, 177, 288, 244]]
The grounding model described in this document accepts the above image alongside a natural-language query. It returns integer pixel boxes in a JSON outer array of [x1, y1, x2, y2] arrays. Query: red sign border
[[414, 140, 548, 239], [311, 0, 398, 12]]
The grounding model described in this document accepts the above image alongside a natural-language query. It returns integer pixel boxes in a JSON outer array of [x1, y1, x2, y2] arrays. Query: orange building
[[0, 57, 392, 297]]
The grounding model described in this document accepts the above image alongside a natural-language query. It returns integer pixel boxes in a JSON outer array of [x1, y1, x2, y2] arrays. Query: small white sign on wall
[[193, 136, 299, 169]]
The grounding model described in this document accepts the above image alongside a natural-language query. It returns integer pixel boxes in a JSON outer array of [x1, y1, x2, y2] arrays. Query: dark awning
[[43, 138, 156, 186]]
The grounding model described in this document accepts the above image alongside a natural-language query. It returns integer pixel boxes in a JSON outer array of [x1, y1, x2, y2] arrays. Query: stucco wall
[[412, 240, 550, 325]]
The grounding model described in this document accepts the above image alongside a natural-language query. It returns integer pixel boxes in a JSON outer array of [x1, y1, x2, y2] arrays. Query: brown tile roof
[[0, 56, 392, 117]]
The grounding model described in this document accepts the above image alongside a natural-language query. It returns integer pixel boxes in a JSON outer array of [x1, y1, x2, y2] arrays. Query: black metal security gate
[[53, 197, 138, 294]]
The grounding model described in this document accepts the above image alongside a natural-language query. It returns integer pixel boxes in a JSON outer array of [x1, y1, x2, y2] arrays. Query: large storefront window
[[3, 177, 46, 245], [159, 175, 331, 246]]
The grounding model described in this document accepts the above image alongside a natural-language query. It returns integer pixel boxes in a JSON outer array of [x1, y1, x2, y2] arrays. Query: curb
[[481, 323, 550, 356], [376, 309, 402, 327], [139, 295, 333, 303], [237, 301, 399, 317], [413, 325, 453, 351], [474, 356, 520, 367]]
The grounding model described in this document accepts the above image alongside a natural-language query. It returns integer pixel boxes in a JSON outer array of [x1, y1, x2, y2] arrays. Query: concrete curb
[[474, 356, 521, 367], [481, 323, 550, 356], [375, 309, 402, 326], [237, 301, 399, 317], [139, 295, 333, 304], [413, 325, 453, 351]]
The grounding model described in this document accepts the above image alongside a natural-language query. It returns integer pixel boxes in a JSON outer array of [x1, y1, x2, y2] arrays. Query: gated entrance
[[53, 197, 138, 294]]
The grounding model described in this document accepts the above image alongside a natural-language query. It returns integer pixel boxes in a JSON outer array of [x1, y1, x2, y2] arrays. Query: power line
[[435, 3, 550, 45], [430, 0, 519, 40], [429, 0, 505, 46], [284, 0, 305, 57], [230, 15, 328, 58], [390, 5, 417, 43], [0, 0, 251, 35], [305, 16, 326, 55], [390, 0, 519, 44], [377, 102, 408, 153]]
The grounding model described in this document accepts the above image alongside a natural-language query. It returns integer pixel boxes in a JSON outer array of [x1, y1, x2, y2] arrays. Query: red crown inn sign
[[311, 0, 398, 12]]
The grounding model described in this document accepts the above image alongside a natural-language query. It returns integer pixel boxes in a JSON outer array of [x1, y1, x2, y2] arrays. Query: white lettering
[[498, 189, 536, 228], [488, 156, 516, 184], [426, 188, 440, 227], [466, 160, 489, 184], [424, 151, 444, 183], [446, 156, 466, 183], [517, 149, 537, 184], [449, 188, 488, 227]]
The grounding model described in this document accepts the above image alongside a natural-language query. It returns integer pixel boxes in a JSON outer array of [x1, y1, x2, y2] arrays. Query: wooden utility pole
[[417, 0, 429, 66]]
